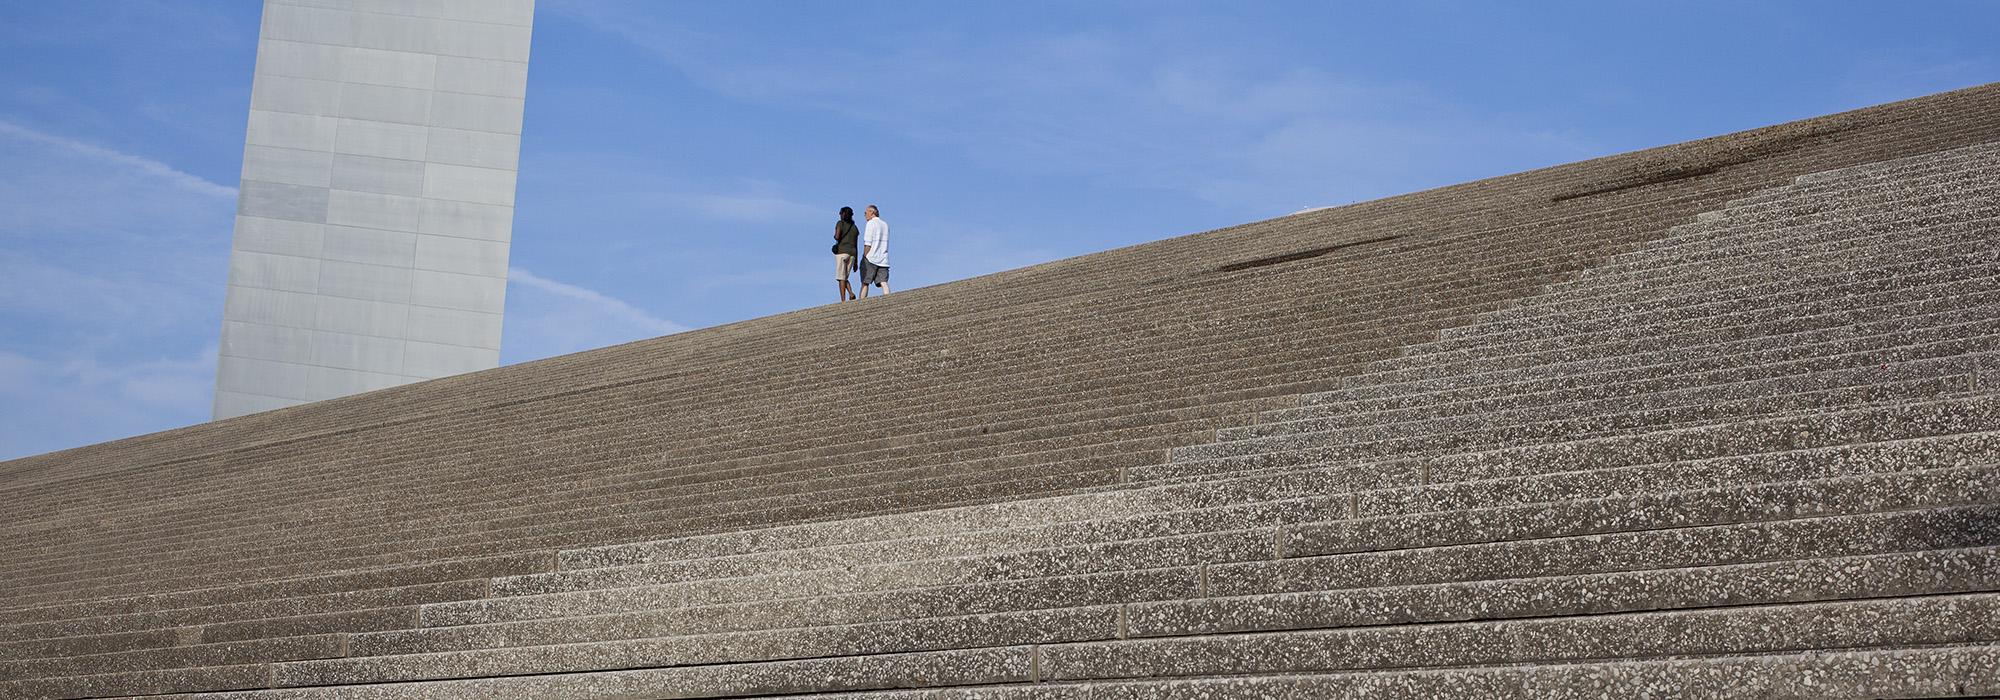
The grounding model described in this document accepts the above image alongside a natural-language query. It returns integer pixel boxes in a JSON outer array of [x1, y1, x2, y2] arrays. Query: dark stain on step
[[1550, 117, 1887, 204], [1216, 235, 1403, 273]]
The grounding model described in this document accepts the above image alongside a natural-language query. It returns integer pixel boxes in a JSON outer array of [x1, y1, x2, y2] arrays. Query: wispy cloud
[[681, 191, 822, 225], [0, 119, 233, 459], [0, 1, 246, 51], [501, 267, 688, 364], [547, 3, 1600, 215], [522, 152, 822, 228], [1840, 55, 1994, 107], [508, 267, 686, 335], [0, 120, 235, 199], [0, 119, 234, 333], [0, 344, 217, 460]]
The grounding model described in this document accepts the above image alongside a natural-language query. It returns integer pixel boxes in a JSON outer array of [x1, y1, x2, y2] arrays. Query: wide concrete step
[[7, 446, 1976, 668], [1427, 242, 1996, 354], [1033, 594, 2000, 686], [0, 577, 486, 648], [155, 548, 2000, 693], [11, 374, 1296, 544], [1568, 142, 2000, 268], [312, 294, 1984, 552], [1138, 544, 2000, 638], [1334, 278, 1997, 405], [1173, 338, 1991, 468], [23, 344, 1336, 564], [1368, 264, 1997, 380], [0, 394, 1256, 580], [840, 644, 2000, 699], [0, 449, 1140, 610], [1401, 241, 1997, 361], [1, 472, 1244, 635], [1530, 184, 2000, 302], [1721, 139, 2000, 208], [409, 467, 1993, 634], [89, 644, 2000, 698], [1482, 197, 2000, 325], [0, 552, 548, 636], [1296, 276, 1998, 419], [1213, 324, 1995, 456], [571, 428, 2000, 580], [1136, 395, 1996, 483], [22, 576, 1994, 697], [1237, 502, 2000, 597], [1576, 151, 2000, 274], [1656, 151, 2000, 252], [489, 497, 1334, 599], [1296, 324, 1997, 442], [1218, 311, 1993, 448], [1341, 354, 1978, 450], [488, 454, 1994, 606], [1445, 224, 1999, 347], [5, 465, 1984, 694], [1264, 304, 1996, 440], [1793, 137, 2000, 185], [0, 437, 1391, 636]]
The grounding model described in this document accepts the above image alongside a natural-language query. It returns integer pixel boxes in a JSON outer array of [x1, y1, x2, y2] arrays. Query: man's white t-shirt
[[863, 218, 890, 266]]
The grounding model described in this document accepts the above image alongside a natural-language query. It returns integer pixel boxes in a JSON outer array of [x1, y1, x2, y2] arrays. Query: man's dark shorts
[[861, 260, 889, 286]]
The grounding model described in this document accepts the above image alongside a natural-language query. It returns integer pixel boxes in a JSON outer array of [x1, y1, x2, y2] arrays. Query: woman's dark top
[[833, 219, 860, 256]]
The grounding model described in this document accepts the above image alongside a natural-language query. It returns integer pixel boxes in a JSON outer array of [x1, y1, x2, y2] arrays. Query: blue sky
[[1, 0, 1994, 460]]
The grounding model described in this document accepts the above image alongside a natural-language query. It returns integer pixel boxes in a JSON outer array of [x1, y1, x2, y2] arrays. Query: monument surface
[[215, 0, 534, 418]]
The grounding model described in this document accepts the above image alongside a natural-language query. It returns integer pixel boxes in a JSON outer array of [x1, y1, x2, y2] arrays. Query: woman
[[832, 206, 861, 302]]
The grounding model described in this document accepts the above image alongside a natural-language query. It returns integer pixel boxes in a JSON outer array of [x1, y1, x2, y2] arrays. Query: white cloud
[[0, 1, 246, 51], [1841, 55, 1993, 107], [0, 119, 232, 459], [891, 229, 1064, 293], [523, 153, 824, 228], [0, 120, 235, 200], [548, 4, 1601, 216], [0, 345, 219, 461], [682, 192, 822, 225], [0, 119, 234, 336], [501, 267, 688, 364]]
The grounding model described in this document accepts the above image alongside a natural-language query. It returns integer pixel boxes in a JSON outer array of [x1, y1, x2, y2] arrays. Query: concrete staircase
[[1, 85, 1997, 698]]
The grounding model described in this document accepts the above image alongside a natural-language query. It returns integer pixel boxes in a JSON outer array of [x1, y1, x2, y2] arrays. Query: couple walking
[[833, 205, 889, 301]]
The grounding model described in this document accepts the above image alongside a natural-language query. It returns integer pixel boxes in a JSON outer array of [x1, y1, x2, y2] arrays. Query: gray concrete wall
[[215, 0, 534, 419]]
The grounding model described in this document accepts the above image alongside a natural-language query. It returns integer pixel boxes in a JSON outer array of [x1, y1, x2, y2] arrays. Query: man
[[860, 204, 890, 297]]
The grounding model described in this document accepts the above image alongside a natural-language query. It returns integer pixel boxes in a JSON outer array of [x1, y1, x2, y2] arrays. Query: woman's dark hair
[[839, 206, 854, 221]]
